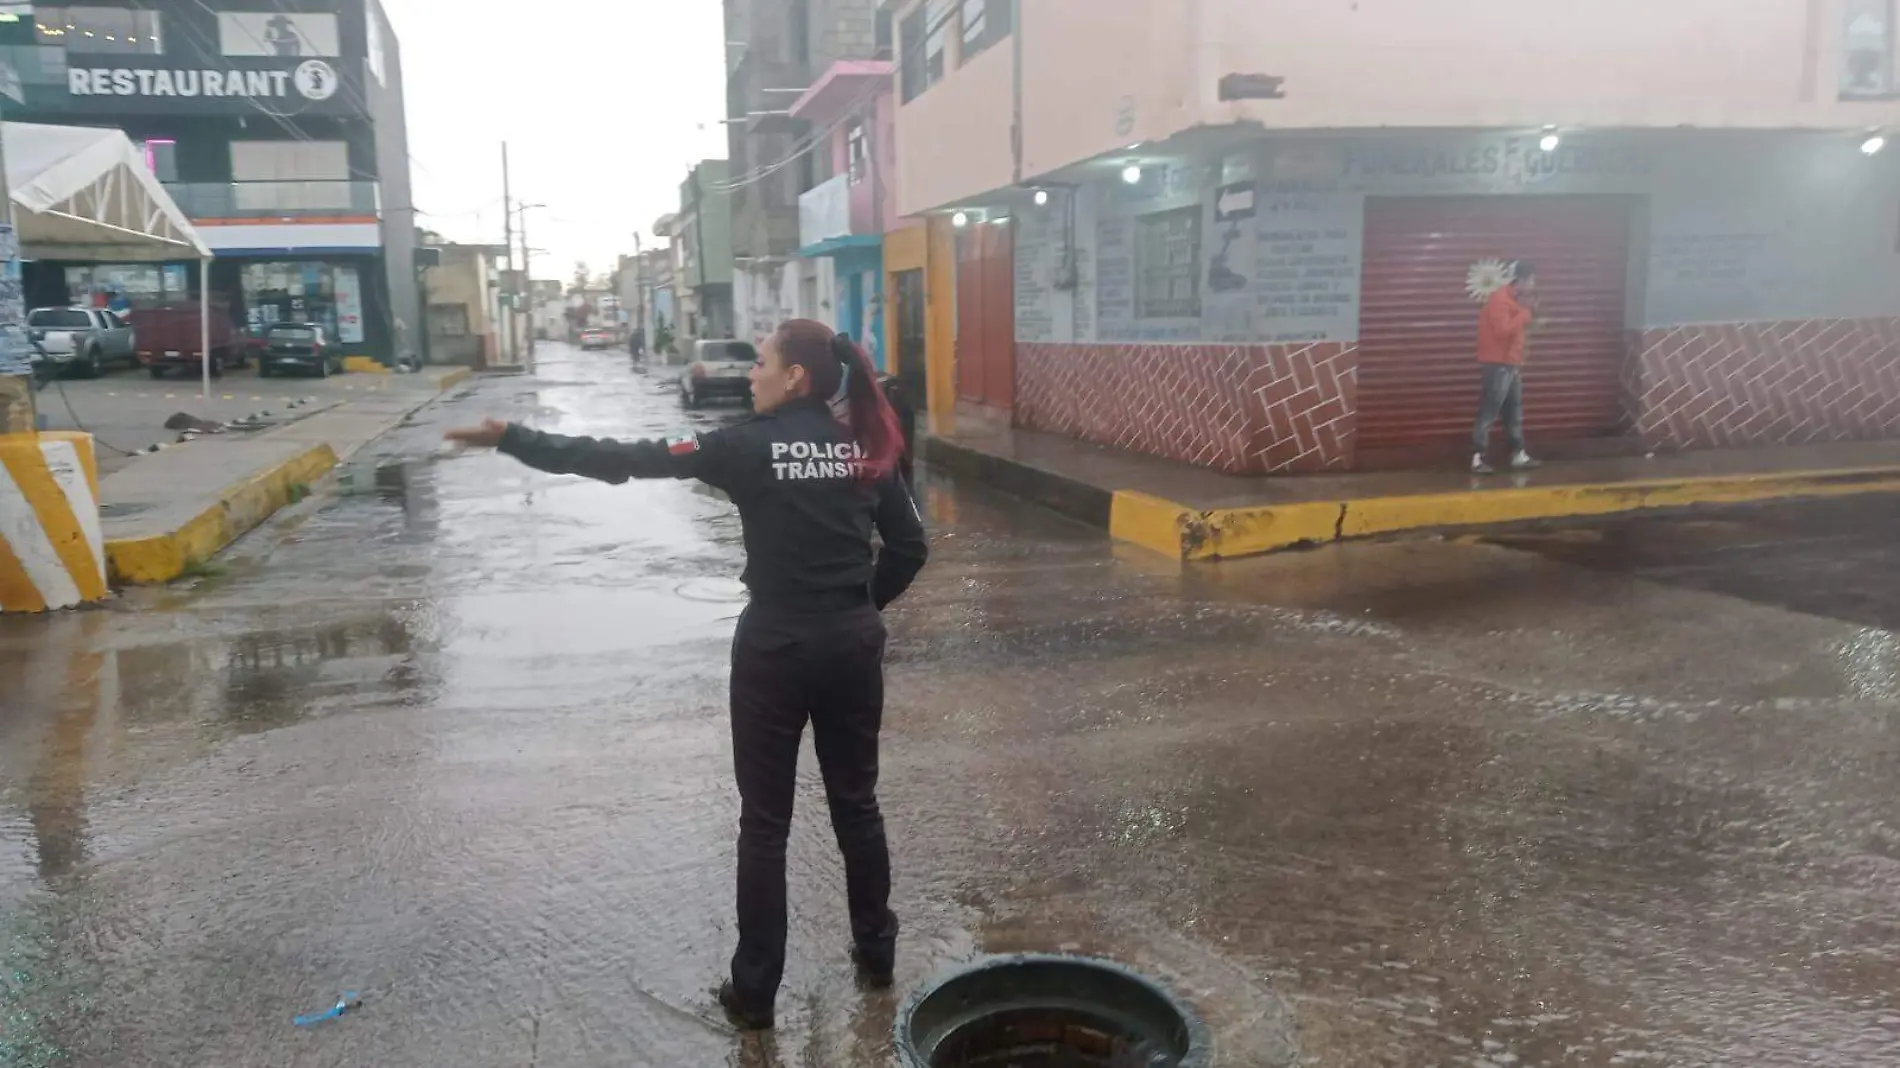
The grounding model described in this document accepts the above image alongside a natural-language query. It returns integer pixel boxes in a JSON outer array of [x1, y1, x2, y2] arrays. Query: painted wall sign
[[1214, 182, 1256, 222], [1264, 135, 1655, 195], [67, 60, 338, 101]]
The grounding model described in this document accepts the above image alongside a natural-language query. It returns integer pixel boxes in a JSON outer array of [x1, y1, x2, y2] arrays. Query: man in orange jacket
[[1471, 261, 1542, 474]]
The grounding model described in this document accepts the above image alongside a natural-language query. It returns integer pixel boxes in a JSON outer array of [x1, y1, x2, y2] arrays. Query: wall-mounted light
[[1121, 165, 1143, 185], [991, 215, 1011, 226], [1033, 189, 1049, 207], [1538, 128, 1561, 153], [1862, 133, 1888, 156], [951, 211, 970, 228]]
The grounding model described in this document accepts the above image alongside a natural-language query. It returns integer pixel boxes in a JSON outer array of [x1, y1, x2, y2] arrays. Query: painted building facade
[[678, 161, 735, 342], [791, 59, 897, 367], [0, 0, 419, 363], [724, 0, 887, 345], [893, 0, 1900, 471]]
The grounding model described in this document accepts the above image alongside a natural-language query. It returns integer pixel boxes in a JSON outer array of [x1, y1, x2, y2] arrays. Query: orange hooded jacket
[[1477, 285, 1534, 366]]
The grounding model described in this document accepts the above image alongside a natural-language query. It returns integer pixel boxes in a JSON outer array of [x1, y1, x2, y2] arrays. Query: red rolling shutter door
[[955, 224, 1016, 409], [1356, 196, 1634, 451]]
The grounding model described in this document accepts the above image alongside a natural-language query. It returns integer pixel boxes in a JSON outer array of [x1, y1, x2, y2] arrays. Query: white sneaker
[[1471, 452, 1495, 474], [1510, 450, 1542, 470]]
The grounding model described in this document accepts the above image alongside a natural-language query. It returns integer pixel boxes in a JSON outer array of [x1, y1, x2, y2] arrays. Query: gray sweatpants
[[1472, 363, 1524, 454]]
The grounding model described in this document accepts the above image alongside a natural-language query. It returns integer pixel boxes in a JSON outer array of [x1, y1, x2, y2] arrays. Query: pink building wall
[[823, 84, 900, 235], [898, 0, 1900, 215], [895, 43, 1015, 216]]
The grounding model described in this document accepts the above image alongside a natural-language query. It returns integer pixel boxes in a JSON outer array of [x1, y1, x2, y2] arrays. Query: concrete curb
[[105, 443, 338, 584], [103, 372, 476, 585], [1110, 464, 1900, 560], [922, 434, 1112, 527]]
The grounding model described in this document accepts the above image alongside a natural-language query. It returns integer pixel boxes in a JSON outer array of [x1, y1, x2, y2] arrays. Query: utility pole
[[633, 232, 646, 350], [500, 141, 515, 368], [518, 202, 534, 371]]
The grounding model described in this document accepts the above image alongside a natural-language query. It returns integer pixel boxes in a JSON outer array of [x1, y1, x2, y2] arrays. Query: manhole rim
[[894, 952, 1215, 1068]]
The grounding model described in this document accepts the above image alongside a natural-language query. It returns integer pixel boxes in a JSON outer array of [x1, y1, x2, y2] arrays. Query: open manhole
[[897, 954, 1211, 1068]]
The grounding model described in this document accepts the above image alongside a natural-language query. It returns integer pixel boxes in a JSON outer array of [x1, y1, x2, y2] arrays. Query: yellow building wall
[[923, 216, 957, 428], [885, 220, 959, 429]]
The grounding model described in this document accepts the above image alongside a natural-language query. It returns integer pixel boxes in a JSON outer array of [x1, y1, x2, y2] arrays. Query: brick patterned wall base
[[1015, 342, 1359, 474], [1630, 319, 1900, 449]]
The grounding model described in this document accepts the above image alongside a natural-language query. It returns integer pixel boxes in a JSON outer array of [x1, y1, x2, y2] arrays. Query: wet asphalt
[[7, 344, 1900, 1066]]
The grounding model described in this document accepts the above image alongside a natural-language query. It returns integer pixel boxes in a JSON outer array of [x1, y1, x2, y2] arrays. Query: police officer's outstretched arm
[[871, 475, 927, 609], [445, 417, 738, 491]]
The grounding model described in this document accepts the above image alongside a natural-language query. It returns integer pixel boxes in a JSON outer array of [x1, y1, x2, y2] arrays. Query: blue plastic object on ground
[[293, 992, 362, 1027]]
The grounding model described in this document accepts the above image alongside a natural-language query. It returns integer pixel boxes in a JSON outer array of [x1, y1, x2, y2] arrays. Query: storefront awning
[[4, 121, 211, 261], [797, 234, 882, 259]]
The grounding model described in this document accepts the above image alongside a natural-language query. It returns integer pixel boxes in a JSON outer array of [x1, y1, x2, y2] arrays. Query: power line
[[712, 13, 918, 193]]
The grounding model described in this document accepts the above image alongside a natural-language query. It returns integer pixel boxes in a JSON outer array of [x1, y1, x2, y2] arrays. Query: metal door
[[1356, 196, 1634, 451]]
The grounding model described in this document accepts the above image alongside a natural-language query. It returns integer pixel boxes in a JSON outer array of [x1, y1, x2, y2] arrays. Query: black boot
[[850, 944, 895, 990], [717, 981, 775, 1031]]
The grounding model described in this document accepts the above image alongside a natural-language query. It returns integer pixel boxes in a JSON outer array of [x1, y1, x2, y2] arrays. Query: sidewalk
[[923, 411, 1900, 560], [102, 368, 472, 584]]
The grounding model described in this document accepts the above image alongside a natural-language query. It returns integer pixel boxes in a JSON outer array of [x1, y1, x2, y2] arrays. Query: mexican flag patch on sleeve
[[667, 435, 700, 457]]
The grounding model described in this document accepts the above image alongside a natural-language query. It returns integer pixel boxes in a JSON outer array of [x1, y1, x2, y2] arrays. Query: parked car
[[678, 339, 757, 409], [128, 304, 247, 379], [257, 323, 343, 378], [27, 306, 136, 378], [579, 328, 611, 350]]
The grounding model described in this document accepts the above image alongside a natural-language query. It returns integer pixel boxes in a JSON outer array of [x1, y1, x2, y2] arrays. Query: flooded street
[[7, 345, 1900, 1066]]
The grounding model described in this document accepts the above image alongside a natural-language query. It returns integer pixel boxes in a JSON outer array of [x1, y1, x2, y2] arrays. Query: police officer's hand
[[445, 418, 510, 449]]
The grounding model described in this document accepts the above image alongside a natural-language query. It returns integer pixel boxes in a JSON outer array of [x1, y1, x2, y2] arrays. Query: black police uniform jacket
[[498, 394, 927, 610]]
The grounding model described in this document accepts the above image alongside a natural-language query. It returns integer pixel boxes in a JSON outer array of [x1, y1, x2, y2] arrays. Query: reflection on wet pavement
[[5, 346, 1900, 1066]]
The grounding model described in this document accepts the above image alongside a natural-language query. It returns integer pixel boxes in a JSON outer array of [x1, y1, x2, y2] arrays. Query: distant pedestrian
[[879, 372, 916, 492], [443, 319, 926, 1032], [1471, 260, 1541, 474]]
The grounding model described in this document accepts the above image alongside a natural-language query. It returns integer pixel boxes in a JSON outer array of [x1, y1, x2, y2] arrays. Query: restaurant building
[[0, 0, 418, 363]]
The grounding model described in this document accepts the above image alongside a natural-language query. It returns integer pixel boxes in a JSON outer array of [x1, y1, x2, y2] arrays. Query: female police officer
[[445, 319, 927, 1030]]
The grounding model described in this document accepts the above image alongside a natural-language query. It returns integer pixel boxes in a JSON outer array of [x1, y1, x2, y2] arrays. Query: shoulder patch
[[666, 434, 700, 456]]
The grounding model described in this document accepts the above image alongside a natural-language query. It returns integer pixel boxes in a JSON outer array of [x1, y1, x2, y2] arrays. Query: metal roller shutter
[[1356, 196, 1634, 452]]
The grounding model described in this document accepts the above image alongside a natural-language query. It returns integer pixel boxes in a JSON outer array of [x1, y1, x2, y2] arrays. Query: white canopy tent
[[3, 121, 216, 397]]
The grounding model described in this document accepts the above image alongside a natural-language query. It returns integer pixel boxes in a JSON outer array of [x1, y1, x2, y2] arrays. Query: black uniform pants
[[728, 601, 897, 1008]]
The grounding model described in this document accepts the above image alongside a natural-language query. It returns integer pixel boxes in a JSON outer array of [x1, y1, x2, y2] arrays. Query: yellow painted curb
[[105, 443, 339, 585], [1108, 491, 1196, 558], [1341, 465, 1900, 539], [343, 356, 391, 375], [434, 367, 471, 391], [1111, 491, 1342, 560], [1110, 464, 1900, 561]]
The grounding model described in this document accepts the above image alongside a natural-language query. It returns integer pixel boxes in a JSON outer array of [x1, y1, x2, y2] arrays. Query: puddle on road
[[16, 353, 1900, 1066]]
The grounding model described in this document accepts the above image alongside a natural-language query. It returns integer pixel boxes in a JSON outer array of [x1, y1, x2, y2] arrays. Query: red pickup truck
[[128, 304, 258, 378]]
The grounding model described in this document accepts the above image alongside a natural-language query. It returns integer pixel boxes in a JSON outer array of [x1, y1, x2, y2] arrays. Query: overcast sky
[[381, 0, 730, 282]]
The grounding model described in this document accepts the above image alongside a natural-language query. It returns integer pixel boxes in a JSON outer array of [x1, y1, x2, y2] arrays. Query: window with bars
[[1136, 207, 1203, 320], [960, 0, 1011, 60], [901, 1, 957, 102], [1842, 0, 1895, 98], [899, 5, 926, 102], [846, 121, 867, 184], [924, 0, 952, 85]]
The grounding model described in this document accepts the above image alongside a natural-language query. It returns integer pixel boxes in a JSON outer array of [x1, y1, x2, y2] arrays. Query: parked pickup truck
[[127, 304, 251, 379], [27, 306, 137, 378]]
